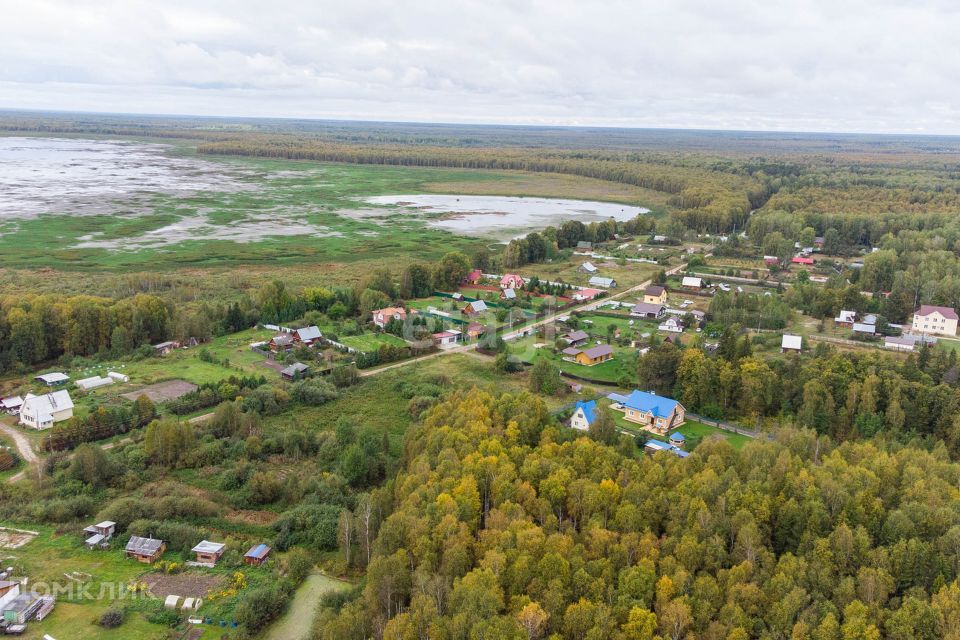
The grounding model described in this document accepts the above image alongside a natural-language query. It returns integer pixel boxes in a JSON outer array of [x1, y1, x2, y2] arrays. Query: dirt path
[[0, 420, 38, 484], [265, 572, 351, 640]]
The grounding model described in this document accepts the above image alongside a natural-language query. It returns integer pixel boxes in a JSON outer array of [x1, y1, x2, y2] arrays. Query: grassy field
[[609, 412, 752, 450], [338, 332, 408, 352]]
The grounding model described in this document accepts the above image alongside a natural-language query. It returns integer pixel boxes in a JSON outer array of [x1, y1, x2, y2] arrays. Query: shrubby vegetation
[[316, 388, 960, 640]]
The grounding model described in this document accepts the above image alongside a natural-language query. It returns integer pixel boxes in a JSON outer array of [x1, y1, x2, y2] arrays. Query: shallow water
[[0, 136, 246, 219], [364, 194, 649, 237]]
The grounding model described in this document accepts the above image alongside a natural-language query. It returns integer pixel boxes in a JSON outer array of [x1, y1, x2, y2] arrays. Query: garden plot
[[0, 526, 37, 549], [121, 379, 198, 403]]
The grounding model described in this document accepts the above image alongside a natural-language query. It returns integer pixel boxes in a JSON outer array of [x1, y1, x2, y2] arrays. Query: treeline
[[501, 217, 655, 269], [166, 374, 268, 415], [641, 329, 960, 451], [42, 395, 157, 452], [315, 388, 960, 640]]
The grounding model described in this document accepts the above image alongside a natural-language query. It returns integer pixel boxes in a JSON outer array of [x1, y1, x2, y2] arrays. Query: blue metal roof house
[[607, 390, 686, 433], [570, 400, 597, 432]]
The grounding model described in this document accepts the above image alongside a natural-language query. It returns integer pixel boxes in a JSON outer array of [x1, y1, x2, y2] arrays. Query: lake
[[363, 194, 649, 238], [0, 136, 246, 219]]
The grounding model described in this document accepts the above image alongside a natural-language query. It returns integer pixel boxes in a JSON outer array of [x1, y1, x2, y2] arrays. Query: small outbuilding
[[191, 540, 226, 565], [781, 334, 803, 353], [243, 544, 272, 566], [125, 536, 166, 564], [281, 362, 310, 380], [34, 372, 69, 386]]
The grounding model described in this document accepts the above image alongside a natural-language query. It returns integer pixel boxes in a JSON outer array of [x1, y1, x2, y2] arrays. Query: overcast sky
[[2, 0, 960, 134]]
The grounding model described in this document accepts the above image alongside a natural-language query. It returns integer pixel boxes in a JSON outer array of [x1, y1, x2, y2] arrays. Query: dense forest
[[314, 389, 960, 640]]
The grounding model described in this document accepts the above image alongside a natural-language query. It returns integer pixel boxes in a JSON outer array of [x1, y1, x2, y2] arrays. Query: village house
[[462, 269, 483, 285], [462, 299, 488, 316], [643, 285, 668, 305], [466, 322, 486, 341], [571, 288, 602, 301], [589, 276, 617, 289], [561, 330, 589, 347], [912, 305, 959, 337], [20, 390, 74, 430], [293, 326, 322, 346], [681, 276, 702, 290], [34, 372, 69, 386], [853, 315, 877, 335], [372, 307, 407, 329], [281, 362, 310, 380], [578, 261, 598, 274], [191, 540, 226, 566], [125, 536, 166, 564], [658, 317, 684, 333], [885, 334, 937, 352], [152, 341, 180, 356], [500, 274, 525, 289], [631, 302, 666, 319], [244, 544, 272, 566], [268, 334, 294, 352], [432, 330, 462, 346], [781, 334, 803, 353], [569, 400, 597, 431], [608, 390, 686, 433], [563, 344, 614, 366], [575, 240, 593, 253], [835, 310, 857, 328]]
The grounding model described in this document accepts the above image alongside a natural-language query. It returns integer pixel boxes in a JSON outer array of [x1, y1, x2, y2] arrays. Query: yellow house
[[574, 344, 614, 366], [643, 285, 668, 305]]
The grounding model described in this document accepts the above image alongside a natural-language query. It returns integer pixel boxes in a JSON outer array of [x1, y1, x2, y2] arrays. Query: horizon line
[[2, 107, 958, 140]]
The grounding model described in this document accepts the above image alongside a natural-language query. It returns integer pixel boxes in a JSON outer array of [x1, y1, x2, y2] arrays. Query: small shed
[[669, 432, 686, 448], [34, 372, 69, 386], [1, 396, 23, 415], [281, 362, 310, 380], [152, 341, 180, 356], [681, 276, 702, 290], [125, 536, 166, 563], [781, 334, 803, 353], [243, 544, 272, 566], [191, 540, 226, 565]]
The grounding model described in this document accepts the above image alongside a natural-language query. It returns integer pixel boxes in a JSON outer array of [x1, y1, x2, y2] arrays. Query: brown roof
[[645, 285, 666, 296], [917, 305, 959, 320], [581, 344, 614, 359]]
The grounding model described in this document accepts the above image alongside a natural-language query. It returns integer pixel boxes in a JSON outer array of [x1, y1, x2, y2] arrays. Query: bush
[[99, 608, 124, 628]]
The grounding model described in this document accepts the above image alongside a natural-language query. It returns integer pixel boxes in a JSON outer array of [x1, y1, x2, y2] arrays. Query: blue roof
[[575, 400, 598, 425], [644, 440, 688, 458], [609, 390, 680, 418], [670, 432, 686, 441], [245, 543, 271, 559]]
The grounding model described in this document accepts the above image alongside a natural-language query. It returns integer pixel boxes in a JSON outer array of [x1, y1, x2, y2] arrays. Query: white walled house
[[20, 390, 74, 430], [912, 305, 958, 337]]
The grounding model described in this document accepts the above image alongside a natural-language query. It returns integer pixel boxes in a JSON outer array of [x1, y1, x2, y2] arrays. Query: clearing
[[121, 379, 198, 403]]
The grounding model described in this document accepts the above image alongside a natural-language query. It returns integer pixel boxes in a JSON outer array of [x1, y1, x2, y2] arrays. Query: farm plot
[[338, 333, 409, 353], [145, 572, 224, 600]]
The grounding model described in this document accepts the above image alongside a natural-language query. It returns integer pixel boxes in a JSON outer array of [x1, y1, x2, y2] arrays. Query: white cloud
[[1, 0, 959, 133]]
